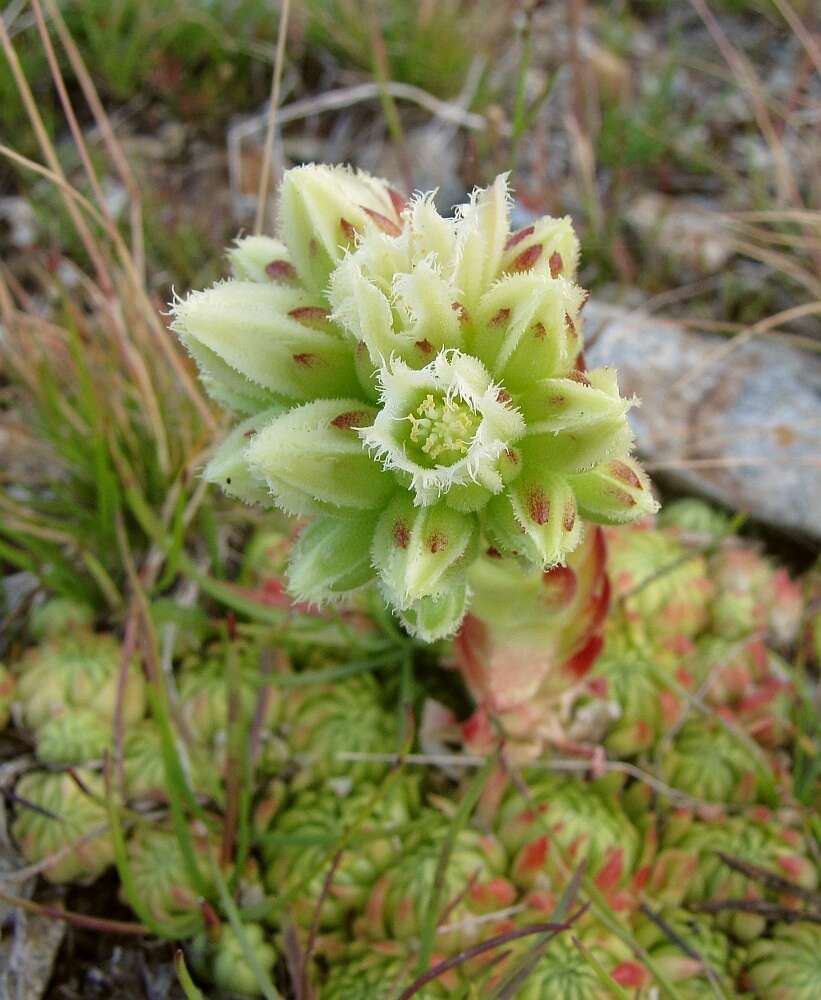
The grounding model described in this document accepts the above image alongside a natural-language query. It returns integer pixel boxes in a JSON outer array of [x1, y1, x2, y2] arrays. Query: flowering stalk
[[173, 165, 655, 641]]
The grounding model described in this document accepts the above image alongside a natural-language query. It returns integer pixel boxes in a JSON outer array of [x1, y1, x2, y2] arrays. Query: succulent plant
[[452, 525, 610, 759], [263, 777, 419, 930], [190, 922, 278, 998], [581, 652, 684, 757], [0, 663, 15, 731], [173, 164, 655, 641], [658, 716, 774, 806], [122, 720, 217, 802], [28, 596, 95, 641], [178, 642, 282, 770], [320, 944, 457, 999], [34, 706, 112, 765], [651, 811, 818, 941], [284, 672, 395, 788], [744, 922, 821, 998], [124, 826, 216, 928], [632, 906, 733, 989], [12, 769, 113, 884], [355, 813, 515, 953], [508, 932, 642, 999], [658, 497, 732, 541], [709, 543, 803, 650], [14, 630, 144, 732], [605, 521, 713, 660], [494, 774, 649, 913]]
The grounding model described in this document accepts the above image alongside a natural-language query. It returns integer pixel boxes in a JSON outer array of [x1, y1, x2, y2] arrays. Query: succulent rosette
[[658, 497, 732, 541], [173, 164, 655, 640], [452, 525, 610, 759], [494, 773, 650, 913], [34, 706, 112, 764], [12, 769, 114, 884], [355, 814, 515, 953], [744, 922, 821, 998], [709, 543, 803, 650], [507, 932, 641, 999], [658, 716, 775, 806], [319, 944, 457, 999], [123, 720, 218, 801], [632, 906, 734, 990], [28, 596, 95, 641], [190, 922, 277, 998], [650, 811, 818, 942], [262, 778, 419, 929], [605, 520, 714, 660], [13, 630, 145, 732], [284, 672, 395, 788]]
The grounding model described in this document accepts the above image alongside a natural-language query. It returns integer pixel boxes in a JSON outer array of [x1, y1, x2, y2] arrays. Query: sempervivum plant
[[284, 672, 395, 789], [123, 720, 217, 802], [354, 815, 516, 953], [319, 944, 458, 999], [190, 922, 277, 998], [709, 543, 803, 650], [658, 716, 776, 806], [744, 923, 821, 998], [605, 521, 714, 660], [632, 906, 734, 991], [452, 525, 611, 759], [12, 769, 113, 884], [13, 630, 145, 732], [34, 707, 112, 765], [494, 773, 650, 913], [173, 165, 655, 640], [650, 811, 818, 942], [28, 596, 95, 641], [262, 778, 419, 930]]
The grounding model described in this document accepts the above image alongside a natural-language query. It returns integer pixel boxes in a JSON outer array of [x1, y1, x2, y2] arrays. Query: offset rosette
[[744, 923, 821, 999], [173, 165, 655, 640]]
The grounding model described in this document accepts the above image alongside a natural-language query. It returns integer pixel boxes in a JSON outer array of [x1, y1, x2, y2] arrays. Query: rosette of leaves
[[651, 812, 818, 941], [34, 706, 112, 764], [124, 826, 215, 931], [709, 543, 803, 650], [744, 923, 821, 999], [658, 716, 775, 806], [658, 497, 732, 541], [583, 652, 684, 757], [320, 944, 457, 999], [512, 932, 642, 999], [12, 769, 113, 884], [122, 720, 217, 801], [14, 630, 145, 731], [178, 642, 282, 771], [452, 525, 610, 759], [495, 773, 649, 912], [0, 664, 15, 731], [262, 777, 419, 930], [284, 672, 395, 788], [173, 165, 656, 641], [190, 922, 277, 998], [605, 522, 713, 660], [632, 906, 733, 990], [355, 814, 515, 953], [28, 596, 95, 641]]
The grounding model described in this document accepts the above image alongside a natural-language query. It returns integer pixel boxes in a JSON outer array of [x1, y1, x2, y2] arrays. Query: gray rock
[[584, 301, 821, 542]]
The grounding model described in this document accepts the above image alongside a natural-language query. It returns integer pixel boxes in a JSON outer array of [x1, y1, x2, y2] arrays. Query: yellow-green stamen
[[407, 393, 481, 464]]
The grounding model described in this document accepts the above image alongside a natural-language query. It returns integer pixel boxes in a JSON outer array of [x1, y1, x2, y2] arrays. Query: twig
[[254, 0, 291, 234], [395, 907, 589, 1000], [0, 889, 147, 935], [715, 851, 821, 906], [688, 899, 821, 923]]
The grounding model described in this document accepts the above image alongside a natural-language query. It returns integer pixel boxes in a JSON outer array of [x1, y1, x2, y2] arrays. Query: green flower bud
[[745, 922, 821, 998], [28, 597, 94, 641], [284, 673, 394, 789], [14, 631, 145, 732], [203, 408, 283, 505], [35, 707, 111, 765], [0, 664, 15, 731], [653, 812, 817, 942], [228, 235, 294, 284], [12, 769, 113, 884], [287, 514, 380, 604], [174, 166, 654, 640]]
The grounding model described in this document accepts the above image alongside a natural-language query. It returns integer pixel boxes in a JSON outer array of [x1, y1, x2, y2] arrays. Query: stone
[[584, 301, 821, 541]]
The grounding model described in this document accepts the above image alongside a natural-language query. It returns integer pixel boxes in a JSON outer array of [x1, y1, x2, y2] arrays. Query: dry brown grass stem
[[772, 0, 821, 75], [254, 0, 291, 235]]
